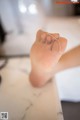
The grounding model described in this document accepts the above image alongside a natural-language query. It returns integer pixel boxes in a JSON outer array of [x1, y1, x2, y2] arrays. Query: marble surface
[[0, 57, 63, 120]]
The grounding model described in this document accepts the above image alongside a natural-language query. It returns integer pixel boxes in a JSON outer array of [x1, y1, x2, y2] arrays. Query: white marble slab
[[0, 58, 63, 120]]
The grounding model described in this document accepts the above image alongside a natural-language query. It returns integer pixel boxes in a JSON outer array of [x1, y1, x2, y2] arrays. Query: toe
[[51, 37, 67, 52], [46, 35, 52, 44], [51, 40, 59, 52], [41, 33, 47, 43], [36, 29, 42, 42], [57, 37, 67, 52], [36, 29, 48, 43], [50, 33, 60, 40]]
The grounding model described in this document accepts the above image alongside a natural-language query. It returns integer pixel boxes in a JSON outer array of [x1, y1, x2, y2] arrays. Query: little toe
[[41, 33, 47, 43], [36, 30, 42, 41]]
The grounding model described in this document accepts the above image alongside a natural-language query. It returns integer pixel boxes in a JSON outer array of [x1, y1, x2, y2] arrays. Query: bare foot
[[29, 30, 67, 87]]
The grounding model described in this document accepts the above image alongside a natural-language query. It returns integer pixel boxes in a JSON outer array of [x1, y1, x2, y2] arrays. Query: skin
[[29, 30, 67, 87], [29, 30, 80, 87], [53, 45, 80, 74]]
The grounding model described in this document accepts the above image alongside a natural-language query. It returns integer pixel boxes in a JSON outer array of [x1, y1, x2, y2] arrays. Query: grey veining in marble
[[0, 58, 63, 120]]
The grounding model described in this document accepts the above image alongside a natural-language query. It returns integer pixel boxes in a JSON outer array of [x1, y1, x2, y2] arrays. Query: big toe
[[58, 37, 67, 52], [51, 37, 67, 53]]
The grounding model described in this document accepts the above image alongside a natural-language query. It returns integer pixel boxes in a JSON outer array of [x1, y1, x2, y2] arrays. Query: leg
[[29, 30, 67, 87], [53, 45, 80, 74]]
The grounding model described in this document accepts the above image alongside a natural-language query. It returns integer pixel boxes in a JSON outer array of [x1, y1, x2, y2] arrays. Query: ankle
[[29, 70, 52, 87]]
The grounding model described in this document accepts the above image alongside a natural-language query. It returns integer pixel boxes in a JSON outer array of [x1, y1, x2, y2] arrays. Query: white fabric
[[56, 67, 80, 102]]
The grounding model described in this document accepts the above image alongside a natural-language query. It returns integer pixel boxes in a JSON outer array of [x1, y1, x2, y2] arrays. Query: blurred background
[[0, 0, 80, 120], [0, 0, 80, 56]]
